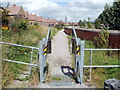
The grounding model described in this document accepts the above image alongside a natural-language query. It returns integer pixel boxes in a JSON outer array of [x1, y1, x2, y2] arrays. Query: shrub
[[33, 22, 38, 26], [94, 29, 109, 48], [18, 21, 28, 30], [55, 24, 64, 30]]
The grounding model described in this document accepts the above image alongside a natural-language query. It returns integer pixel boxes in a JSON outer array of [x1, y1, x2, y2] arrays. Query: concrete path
[[48, 30, 72, 76], [35, 30, 90, 88]]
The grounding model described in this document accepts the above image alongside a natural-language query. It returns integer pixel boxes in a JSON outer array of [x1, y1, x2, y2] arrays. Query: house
[[42, 18, 57, 27], [68, 22, 79, 26], [5, 4, 25, 21], [37, 16, 43, 26], [28, 13, 37, 25]]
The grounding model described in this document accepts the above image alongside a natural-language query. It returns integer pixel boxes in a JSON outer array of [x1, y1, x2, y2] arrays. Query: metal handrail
[[0, 42, 39, 49], [3, 59, 37, 67], [45, 28, 51, 45], [72, 28, 78, 41], [71, 28, 120, 84], [85, 48, 120, 51], [84, 48, 120, 80], [84, 65, 120, 68], [1, 41, 39, 75]]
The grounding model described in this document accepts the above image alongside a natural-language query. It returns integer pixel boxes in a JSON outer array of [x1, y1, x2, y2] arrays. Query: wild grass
[[2, 26, 48, 87], [84, 40, 119, 87], [67, 35, 119, 87], [51, 27, 60, 38]]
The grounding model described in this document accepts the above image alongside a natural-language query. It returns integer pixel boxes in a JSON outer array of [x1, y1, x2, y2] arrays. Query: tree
[[87, 17, 93, 28], [110, 1, 120, 30], [94, 29, 109, 48], [94, 19, 101, 29], [1, 7, 9, 26], [78, 20, 84, 28], [94, 1, 120, 30]]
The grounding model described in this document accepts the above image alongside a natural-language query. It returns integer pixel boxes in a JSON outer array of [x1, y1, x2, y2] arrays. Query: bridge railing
[[71, 28, 85, 84], [0, 28, 51, 83], [39, 28, 51, 83], [71, 28, 120, 85], [84, 49, 120, 80], [0, 42, 39, 75]]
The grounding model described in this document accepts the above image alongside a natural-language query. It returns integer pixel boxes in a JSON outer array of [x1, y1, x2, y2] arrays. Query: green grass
[[51, 28, 60, 38], [2, 26, 48, 87], [52, 77, 61, 81], [84, 40, 119, 87], [67, 35, 119, 88]]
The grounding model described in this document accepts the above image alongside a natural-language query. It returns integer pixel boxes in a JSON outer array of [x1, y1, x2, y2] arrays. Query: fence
[[71, 28, 85, 84], [39, 28, 51, 83], [0, 41, 39, 75], [71, 28, 120, 85], [0, 28, 51, 83], [84, 48, 120, 80]]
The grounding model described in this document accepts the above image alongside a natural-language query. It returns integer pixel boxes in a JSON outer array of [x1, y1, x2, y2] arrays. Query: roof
[[5, 4, 22, 15], [28, 13, 37, 21], [37, 16, 43, 22], [43, 18, 56, 23]]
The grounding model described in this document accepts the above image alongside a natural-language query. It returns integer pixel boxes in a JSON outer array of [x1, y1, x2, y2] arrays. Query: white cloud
[[0, 0, 114, 22]]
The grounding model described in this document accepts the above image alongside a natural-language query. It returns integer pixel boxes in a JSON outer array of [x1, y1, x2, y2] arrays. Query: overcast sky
[[1, 0, 114, 22]]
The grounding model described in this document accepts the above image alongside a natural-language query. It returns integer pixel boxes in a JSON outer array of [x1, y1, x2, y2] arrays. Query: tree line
[[95, 1, 120, 30], [78, 1, 120, 30]]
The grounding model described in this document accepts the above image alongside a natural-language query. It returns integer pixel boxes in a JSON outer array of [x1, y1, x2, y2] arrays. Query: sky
[[0, 0, 114, 22]]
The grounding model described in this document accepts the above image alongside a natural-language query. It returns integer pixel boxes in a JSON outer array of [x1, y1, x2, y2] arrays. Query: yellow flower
[[2, 26, 8, 30]]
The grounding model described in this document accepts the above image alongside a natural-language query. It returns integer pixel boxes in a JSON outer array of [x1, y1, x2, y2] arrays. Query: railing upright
[[39, 28, 51, 83], [29, 48, 34, 75], [79, 40, 85, 84], [72, 28, 85, 84]]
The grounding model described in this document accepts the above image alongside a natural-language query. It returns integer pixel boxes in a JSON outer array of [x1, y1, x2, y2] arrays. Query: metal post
[[76, 38, 80, 83], [29, 48, 33, 75], [43, 38, 46, 81], [39, 40, 44, 83], [80, 40, 85, 85], [90, 50, 93, 80]]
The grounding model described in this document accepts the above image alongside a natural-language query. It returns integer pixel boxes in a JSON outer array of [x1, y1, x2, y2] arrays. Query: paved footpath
[[35, 30, 91, 88]]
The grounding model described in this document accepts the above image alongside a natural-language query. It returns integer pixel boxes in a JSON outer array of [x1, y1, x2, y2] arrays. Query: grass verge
[[67, 35, 119, 88], [84, 40, 119, 87], [2, 26, 47, 87]]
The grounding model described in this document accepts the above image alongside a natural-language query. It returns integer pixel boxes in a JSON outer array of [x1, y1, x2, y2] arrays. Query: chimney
[[13, 4, 16, 7]]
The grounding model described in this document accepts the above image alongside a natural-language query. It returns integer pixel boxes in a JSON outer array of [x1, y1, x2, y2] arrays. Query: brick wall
[[64, 28, 120, 48]]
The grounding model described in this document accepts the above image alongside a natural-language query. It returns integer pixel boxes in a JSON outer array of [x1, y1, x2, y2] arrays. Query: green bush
[[94, 29, 109, 48], [10, 20, 28, 32], [18, 21, 28, 30], [33, 22, 38, 26], [55, 24, 64, 30]]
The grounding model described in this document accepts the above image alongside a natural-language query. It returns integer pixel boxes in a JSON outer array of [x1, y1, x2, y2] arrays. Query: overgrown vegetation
[[1, 7, 9, 26], [78, 17, 94, 29], [55, 23, 64, 30], [2, 26, 48, 87], [94, 29, 109, 48], [51, 27, 60, 38], [84, 40, 119, 87], [67, 30, 119, 88]]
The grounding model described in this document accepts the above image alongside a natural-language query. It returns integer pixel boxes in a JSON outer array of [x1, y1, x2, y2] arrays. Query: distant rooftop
[[5, 4, 22, 15], [28, 13, 37, 21]]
